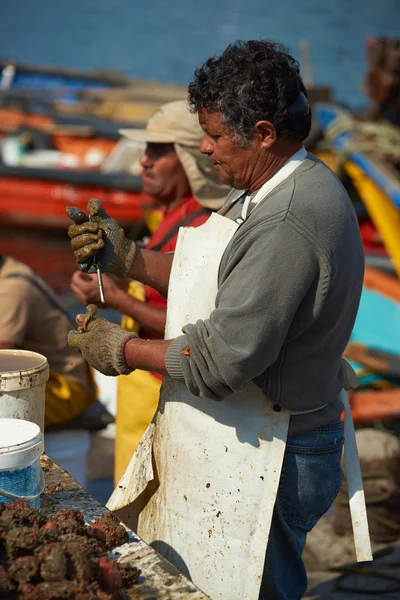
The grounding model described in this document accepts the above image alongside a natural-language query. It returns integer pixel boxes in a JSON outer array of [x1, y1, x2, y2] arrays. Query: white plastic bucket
[[45, 430, 91, 488], [0, 350, 49, 431], [0, 418, 45, 508]]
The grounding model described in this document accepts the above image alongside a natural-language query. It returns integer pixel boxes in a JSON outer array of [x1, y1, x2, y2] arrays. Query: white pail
[[0, 350, 49, 431], [0, 418, 45, 508], [45, 430, 91, 488]]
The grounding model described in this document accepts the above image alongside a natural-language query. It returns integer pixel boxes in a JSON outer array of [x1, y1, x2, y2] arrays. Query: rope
[[325, 110, 400, 161], [336, 471, 400, 545]]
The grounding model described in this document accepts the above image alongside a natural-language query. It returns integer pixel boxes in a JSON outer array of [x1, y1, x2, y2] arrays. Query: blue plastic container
[[0, 419, 44, 508]]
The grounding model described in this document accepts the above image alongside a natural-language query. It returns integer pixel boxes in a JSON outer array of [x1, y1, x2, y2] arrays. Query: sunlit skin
[[198, 108, 302, 192], [139, 142, 191, 206]]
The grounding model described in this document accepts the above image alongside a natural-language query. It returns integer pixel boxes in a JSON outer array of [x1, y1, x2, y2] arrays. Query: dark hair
[[188, 40, 311, 144]]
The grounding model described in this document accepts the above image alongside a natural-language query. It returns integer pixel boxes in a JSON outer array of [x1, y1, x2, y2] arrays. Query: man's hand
[[70, 271, 127, 309], [68, 304, 138, 376], [66, 198, 137, 279]]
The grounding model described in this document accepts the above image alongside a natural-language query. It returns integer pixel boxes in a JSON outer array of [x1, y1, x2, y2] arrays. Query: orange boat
[[0, 107, 119, 164], [0, 167, 154, 229], [0, 107, 157, 229]]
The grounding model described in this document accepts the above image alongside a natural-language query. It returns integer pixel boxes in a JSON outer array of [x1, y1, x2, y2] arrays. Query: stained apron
[[108, 150, 372, 599]]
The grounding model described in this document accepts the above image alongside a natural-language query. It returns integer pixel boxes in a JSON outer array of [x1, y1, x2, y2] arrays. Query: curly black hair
[[188, 40, 311, 144]]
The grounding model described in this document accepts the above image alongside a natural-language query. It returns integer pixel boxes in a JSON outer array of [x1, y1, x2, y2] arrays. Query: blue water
[[0, 0, 399, 108]]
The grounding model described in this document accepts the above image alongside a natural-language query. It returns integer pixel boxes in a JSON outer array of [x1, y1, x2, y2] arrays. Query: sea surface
[[0, 0, 399, 108]]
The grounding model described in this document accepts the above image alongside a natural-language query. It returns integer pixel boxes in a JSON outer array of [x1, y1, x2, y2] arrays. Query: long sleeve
[[166, 219, 328, 399]]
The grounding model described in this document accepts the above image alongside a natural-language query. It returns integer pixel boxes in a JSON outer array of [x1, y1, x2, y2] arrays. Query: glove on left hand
[[68, 304, 138, 376]]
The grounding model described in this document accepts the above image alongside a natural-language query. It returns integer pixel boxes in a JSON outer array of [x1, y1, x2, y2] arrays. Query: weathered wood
[[40, 455, 209, 599]]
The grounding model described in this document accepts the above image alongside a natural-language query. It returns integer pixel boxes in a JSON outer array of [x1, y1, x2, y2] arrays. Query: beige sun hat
[[119, 100, 230, 210]]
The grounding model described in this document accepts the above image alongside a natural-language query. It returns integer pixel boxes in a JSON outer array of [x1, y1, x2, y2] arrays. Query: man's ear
[[254, 120, 277, 148]]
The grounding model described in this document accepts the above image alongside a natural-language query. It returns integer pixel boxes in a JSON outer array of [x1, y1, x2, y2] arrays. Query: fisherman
[[0, 255, 97, 430], [69, 100, 229, 482], [66, 40, 365, 600]]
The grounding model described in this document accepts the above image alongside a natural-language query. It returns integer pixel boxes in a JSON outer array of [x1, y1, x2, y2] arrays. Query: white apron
[[138, 210, 290, 600], [108, 150, 372, 600]]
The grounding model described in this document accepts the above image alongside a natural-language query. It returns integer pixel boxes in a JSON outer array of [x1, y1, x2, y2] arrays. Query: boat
[[0, 59, 186, 100], [0, 60, 132, 103], [0, 106, 120, 165], [0, 103, 159, 230], [312, 103, 400, 277], [0, 163, 154, 229], [0, 60, 187, 126], [0, 62, 185, 231], [345, 267, 400, 424], [0, 105, 124, 138], [313, 104, 400, 206]]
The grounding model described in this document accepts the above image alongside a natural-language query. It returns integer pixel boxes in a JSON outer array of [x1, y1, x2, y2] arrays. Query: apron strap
[[218, 192, 246, 217], [340, 389, 373, 562], [150, 208, 211, 251]]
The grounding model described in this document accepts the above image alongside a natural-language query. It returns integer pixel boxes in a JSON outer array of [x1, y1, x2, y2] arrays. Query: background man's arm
[[113, 293, 166, 335], [127, 248, 174, 298], [71, 271, 167, 335]]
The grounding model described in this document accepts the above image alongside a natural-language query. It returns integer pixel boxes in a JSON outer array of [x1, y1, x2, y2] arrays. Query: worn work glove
[[66, 198, 137, 279], [68, 304, 138, 376]]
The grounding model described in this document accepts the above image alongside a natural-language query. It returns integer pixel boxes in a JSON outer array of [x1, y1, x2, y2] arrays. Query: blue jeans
[[259, 419, 344, 600]]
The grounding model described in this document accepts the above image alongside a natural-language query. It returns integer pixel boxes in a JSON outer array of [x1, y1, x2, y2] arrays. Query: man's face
[[198, 109, 263, 190], [139, 143, 188, 204]]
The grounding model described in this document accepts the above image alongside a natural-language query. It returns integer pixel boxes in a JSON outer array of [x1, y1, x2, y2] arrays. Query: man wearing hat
[[70, 100, 229, 482]]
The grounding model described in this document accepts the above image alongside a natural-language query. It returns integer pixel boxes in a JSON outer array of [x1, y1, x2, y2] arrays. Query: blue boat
[[313, 103, 400, 209], [0, 60, 131, 104]]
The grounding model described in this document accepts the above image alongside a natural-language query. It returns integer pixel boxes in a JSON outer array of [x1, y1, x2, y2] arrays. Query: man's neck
[[166, 193, 192, 212], [248, 140, 303, 194]]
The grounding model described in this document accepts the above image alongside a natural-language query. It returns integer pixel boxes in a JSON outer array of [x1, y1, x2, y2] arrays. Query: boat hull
[[0, 173, 154, 229], [348, 267, 400, 424]]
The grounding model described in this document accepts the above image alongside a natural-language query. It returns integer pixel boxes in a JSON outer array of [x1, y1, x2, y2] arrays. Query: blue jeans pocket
[[277, 419, 344, 532]]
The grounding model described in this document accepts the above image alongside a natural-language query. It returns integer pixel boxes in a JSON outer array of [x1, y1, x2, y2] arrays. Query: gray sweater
[[166, 155, 365, 434]]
